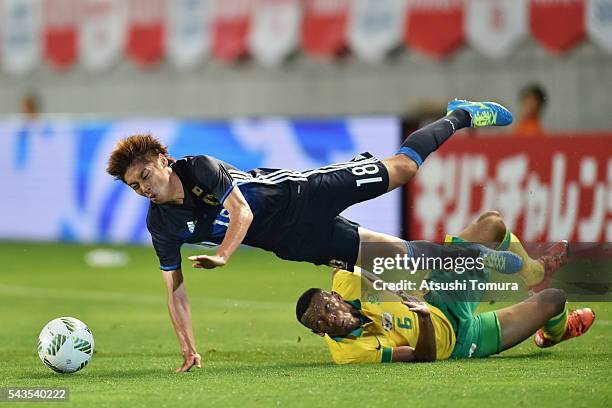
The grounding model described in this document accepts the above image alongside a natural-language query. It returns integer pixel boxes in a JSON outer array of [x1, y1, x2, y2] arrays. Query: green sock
[[542, 304, 568, 342], [495, 228, 512, 251], [497, 229, 544, 287]]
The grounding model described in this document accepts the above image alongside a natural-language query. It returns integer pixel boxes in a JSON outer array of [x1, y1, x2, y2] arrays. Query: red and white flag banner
[[587, 0, 612, 54], [348, 0, 407, 63], [466, 0, 527, 59], [43, 0, 77, 71], [126, 0, 165, 68], [79, 0, 127, 71], [408, 135, 612, 243], [166, 0, 212, 69], [249, 0, 301, 66], [211, 0, 254, 63], [301, 0, 349, 59], [405, 0, 464, 60], [530, 0, 585, 55], [1, 0, 41, 75]]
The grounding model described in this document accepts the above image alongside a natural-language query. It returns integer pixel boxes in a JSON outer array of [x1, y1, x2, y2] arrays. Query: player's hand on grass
[[176, 352, 202, 373], [188, 254, 227, 269], [402, 301, 431, 316]]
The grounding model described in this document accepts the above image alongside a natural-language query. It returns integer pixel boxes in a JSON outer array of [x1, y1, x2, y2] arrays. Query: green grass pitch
[[0, 242, 611, 407]]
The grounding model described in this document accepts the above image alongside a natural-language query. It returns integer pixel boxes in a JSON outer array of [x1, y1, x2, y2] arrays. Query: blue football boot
[[474, 244, 524, 275], [447, 99, 513, 128]]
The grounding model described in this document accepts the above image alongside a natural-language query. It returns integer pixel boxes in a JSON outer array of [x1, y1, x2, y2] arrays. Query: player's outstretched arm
[[162, 269, 202, 372], [189, 188, 253, 269]]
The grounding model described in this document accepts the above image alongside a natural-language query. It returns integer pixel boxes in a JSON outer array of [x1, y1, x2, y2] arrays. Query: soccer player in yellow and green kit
[[295, 211, 595, 363]]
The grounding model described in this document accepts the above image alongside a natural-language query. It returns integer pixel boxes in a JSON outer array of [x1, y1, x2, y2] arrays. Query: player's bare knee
[[384, 156, 418, 186], [401, 156, 419, 178], [475, 211, 506, 236], [477, 210, 501, 223]]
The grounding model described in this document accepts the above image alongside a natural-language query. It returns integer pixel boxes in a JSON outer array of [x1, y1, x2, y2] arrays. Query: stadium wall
[[1, 42, 612, 131], [0, 117, 401, 244]]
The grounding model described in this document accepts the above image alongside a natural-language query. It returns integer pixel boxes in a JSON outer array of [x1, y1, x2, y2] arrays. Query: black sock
[[397, 110, 471, 166]]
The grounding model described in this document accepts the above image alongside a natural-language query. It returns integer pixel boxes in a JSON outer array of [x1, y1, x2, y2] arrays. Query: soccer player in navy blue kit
[[107, 100, 517, 371]]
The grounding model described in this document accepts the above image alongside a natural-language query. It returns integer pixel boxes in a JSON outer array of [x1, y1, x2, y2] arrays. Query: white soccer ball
[[37, 317, 94, 373]]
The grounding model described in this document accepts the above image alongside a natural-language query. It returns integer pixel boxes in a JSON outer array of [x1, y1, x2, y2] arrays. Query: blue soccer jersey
[[146, 153, 390, 271]]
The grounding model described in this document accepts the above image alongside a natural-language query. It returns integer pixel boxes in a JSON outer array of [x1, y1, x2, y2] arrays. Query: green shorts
[[424, 235, 502, 359]]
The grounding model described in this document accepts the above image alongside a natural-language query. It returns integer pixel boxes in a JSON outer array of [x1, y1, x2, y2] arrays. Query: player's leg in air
[[353, 100, 515, 271], [449, 210, 570, 294], [382, 99, 514, 192], [428, 210, 594, 358], [279, 99, 518, 274]]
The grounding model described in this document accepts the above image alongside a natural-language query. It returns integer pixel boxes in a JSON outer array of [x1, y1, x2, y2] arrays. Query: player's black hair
[[520, 83, 547, 109], [106, 134, 171, 182], [296, 288, 322, 323]]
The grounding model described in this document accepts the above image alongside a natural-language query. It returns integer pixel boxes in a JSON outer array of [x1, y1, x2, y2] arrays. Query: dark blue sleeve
[[190, 155, 235, 203], [151, 230, 182, 271]]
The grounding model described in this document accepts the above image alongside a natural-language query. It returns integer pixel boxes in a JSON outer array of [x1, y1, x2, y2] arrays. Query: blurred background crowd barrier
[[2, 0, 611, 131], [2, 0, 611, 71]]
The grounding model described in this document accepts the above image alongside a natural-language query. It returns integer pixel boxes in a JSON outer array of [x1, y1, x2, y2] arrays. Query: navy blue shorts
[[272, 153, 390, 270]]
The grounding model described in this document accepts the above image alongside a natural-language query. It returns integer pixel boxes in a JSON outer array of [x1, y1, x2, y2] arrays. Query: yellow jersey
[[324, 270, 456, 364]]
